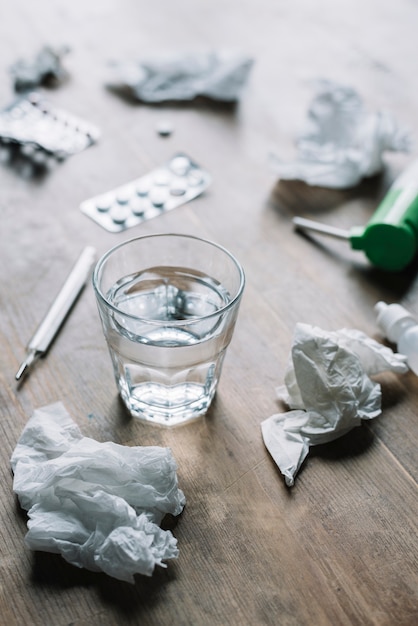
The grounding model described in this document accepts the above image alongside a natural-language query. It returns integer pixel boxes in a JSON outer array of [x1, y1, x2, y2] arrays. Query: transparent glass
[[93, 233, 245, 426]]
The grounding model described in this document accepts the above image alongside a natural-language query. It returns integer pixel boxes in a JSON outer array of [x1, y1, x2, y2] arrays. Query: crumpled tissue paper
[[107, 50, 254, 103], [261, 323, 408, 487], [270, 79, 410, 188], [10, 45, 70, 92], [10, 402, 185, 583]]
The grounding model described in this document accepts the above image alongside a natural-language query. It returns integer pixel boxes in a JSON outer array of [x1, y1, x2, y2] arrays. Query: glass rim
[[92, 233, 245, 325]]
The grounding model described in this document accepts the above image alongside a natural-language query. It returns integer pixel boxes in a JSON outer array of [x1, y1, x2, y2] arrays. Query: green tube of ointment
[[293, 160, 418, 271]]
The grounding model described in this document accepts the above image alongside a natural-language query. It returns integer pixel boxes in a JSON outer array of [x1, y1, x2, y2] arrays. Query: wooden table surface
[[1, 1, 418, 624]]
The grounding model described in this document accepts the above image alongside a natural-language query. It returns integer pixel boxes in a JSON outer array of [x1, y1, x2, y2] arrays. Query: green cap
[[350, 222, 417, 271]]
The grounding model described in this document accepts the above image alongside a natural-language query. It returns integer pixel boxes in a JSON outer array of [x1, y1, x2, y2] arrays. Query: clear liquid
[[104, 267, 234, 426]]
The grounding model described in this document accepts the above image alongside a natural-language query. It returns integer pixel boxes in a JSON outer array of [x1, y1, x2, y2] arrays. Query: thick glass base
[[120, 381, 215, 427]]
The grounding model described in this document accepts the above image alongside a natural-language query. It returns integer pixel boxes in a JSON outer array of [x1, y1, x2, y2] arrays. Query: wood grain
[[0, 1, 417, 625]]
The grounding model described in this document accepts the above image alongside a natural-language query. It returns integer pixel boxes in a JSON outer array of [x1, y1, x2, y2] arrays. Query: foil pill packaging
[[80, 153, 211, 232], [0, 92, 100, 162]]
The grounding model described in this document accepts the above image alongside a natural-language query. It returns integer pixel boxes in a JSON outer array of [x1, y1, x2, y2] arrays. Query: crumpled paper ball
[[261, 323, 408, 487], [10, 45, 70, 92], [11, 403, 185, 583], [270, 79, 410, 188], [107, 50, 254, 103]]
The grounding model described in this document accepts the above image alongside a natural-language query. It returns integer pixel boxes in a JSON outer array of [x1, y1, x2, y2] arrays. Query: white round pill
[[116, 189, 131, 204], [153, 169, 171, 186], [96, 195, 113, 212], [170, 181, 188, 196], [136, 180, 150, 196], [150, 188, 167, 207], [156, 120, 174, 137], [130, 197, 146, 216], [110, 205, 129, 223], [169, 155, 191, 176]]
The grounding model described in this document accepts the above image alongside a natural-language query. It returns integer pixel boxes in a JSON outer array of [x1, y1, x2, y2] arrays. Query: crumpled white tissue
[[107, 50, 254, 103], [270, 79, 410, 188], [10, 45, 70, 92], [10, 402, 186, 583], [261, 323, 408, 487]]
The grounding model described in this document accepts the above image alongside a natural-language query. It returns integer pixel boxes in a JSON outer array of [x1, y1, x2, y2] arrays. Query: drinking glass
[[93, 233, 245, 426]]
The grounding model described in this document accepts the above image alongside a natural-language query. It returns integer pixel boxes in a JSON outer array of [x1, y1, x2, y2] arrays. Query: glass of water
[[93, 233, 245, 426]]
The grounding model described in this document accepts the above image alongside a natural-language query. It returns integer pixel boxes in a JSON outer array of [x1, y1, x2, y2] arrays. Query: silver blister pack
[[80, 153, 211, 232], [0, 91, 100, 159]]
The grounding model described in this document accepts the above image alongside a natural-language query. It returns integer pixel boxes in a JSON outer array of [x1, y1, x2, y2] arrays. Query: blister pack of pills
[[80, 153, 211, 232], [0, 91, 100, 161]]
